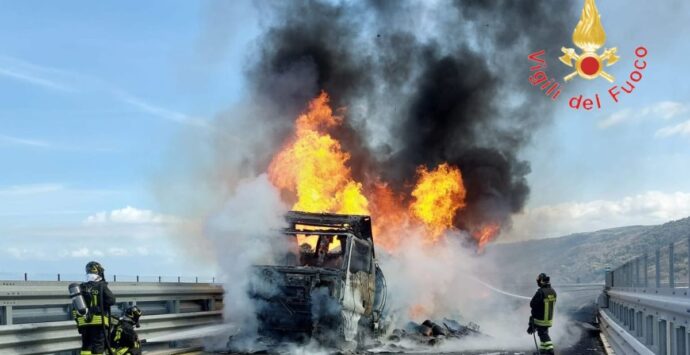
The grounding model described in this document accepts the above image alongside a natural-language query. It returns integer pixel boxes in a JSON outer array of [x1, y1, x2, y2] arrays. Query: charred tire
[[373, 264, 387, 321]]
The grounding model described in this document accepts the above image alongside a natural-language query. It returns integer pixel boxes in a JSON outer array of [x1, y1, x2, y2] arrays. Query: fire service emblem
[[527, 0, 648, 110], [559, 0, 619, 82]]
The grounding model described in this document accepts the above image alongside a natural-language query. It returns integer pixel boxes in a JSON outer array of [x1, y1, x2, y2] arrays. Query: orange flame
[[268, 92, 369, 215], [294, 224, 341, 251], [370, 182, 409, 250], [409, 163, 466, 242], [268, 92, 498, 251], [408, 304, 431, 320], [473, 223, 501, 252]]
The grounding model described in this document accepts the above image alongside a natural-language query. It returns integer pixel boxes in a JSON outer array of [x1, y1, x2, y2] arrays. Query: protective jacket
[[530, 284, 557, 327], [110, 318, 142, 355], [72, 280, 116, 327]]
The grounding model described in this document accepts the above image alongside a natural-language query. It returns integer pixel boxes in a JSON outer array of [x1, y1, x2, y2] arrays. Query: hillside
[[486, 216, 690, 283]]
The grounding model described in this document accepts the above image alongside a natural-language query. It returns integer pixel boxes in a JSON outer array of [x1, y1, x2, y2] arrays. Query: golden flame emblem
[[560, 0, 619, 82]]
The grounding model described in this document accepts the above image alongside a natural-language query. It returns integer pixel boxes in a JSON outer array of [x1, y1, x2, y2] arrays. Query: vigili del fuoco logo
[[527, 0, 648, 110]]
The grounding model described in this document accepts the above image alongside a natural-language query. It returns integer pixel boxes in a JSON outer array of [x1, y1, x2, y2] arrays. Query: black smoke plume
[[246, 0, 573, 238]]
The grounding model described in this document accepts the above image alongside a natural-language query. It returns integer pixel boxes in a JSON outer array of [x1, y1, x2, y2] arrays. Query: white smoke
[[203, 174, 289, 345], [376, 229, 585, 352], [158, 171, 588, 352], [156, 144, 588, 352]]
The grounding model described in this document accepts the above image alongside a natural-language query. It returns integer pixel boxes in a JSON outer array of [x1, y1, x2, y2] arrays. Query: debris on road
[[386, 318, 483, 347]]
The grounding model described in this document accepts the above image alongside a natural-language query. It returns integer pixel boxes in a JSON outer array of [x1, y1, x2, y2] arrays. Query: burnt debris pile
[[387, 318, 483, 347]]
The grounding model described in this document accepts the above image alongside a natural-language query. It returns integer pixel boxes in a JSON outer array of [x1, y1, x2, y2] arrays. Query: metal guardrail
[[0, 280, 223, 325], [0, 273, 217, 284], [0, 280, 224, 354], [0, 311, 222, 355], [599, 309, 654, 355], [600, 235, 690, 354], [608, 236, 690, 289]]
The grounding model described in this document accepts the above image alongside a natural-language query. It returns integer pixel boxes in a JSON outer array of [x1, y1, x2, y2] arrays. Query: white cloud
[[0, 54, 207, 128], [10, 221, 171, 241], [655, 120, 690, 138], [506, 191, 690, 240], [62, 247, 118, 258], [0, 62, 74, 92], [599, 108, 634, 129], [0, 134, 53, 148], [108, 247, 128, 256], [7, 247, 49, 260], [0, 210, 89, 217], [6, 244, 166, 261], [117, 92, 210, 128], [70, 247, 91, 258], [84, 206, 178, 225], [1, 234, 206, 277], [0, 183, 64, 196], [0, 132, 117, 152], [599, 101, 689, 129]]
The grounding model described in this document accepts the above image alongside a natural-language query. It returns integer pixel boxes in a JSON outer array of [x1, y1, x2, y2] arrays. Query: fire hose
[[469, 276, 531, 300], [470, 276, 541, 353]]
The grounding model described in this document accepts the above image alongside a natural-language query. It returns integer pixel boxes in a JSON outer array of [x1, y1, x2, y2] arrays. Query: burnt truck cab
[[249, 211, 387, 346]]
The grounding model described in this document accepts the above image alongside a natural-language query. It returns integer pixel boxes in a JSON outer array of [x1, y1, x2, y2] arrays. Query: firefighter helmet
[[537, 273, 550, 286], [124, 305, 142, 325], [85, 261, 105, 277]]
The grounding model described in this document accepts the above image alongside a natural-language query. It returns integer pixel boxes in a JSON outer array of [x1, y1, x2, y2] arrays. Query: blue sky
[[0, 1, 260, 278], [507, 0, 690, 239], [1, 1, 690, 278]]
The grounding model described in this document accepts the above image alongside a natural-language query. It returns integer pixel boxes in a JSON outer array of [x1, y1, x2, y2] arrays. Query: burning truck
[[224, 92, 501, 350], [248, 211, 387, 348], [176, 0, 574, 350], [212, 87, 518, 351], [240, 210, 487, 353]]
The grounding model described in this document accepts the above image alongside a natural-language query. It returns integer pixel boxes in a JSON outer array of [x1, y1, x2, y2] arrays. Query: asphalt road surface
[[161, 291, 607, 354], [184, 323, 605, 354], [166, 315, 606, 354]]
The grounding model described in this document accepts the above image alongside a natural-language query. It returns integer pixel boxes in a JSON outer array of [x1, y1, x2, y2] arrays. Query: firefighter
[[111, 306, 143, 355], [527, 273, 557, 354], [72, 261, 116, 355]]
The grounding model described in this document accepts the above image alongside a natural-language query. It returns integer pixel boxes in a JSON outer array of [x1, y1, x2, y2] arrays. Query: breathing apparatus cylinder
[[68, 283, 89, 317]]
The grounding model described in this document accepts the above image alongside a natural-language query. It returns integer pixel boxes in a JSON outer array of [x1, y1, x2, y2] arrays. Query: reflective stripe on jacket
[[76, 314, 111, 326], [71, 280, 115, 327], [111, 319, 141, 355], [530, 285, 557, 327]]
